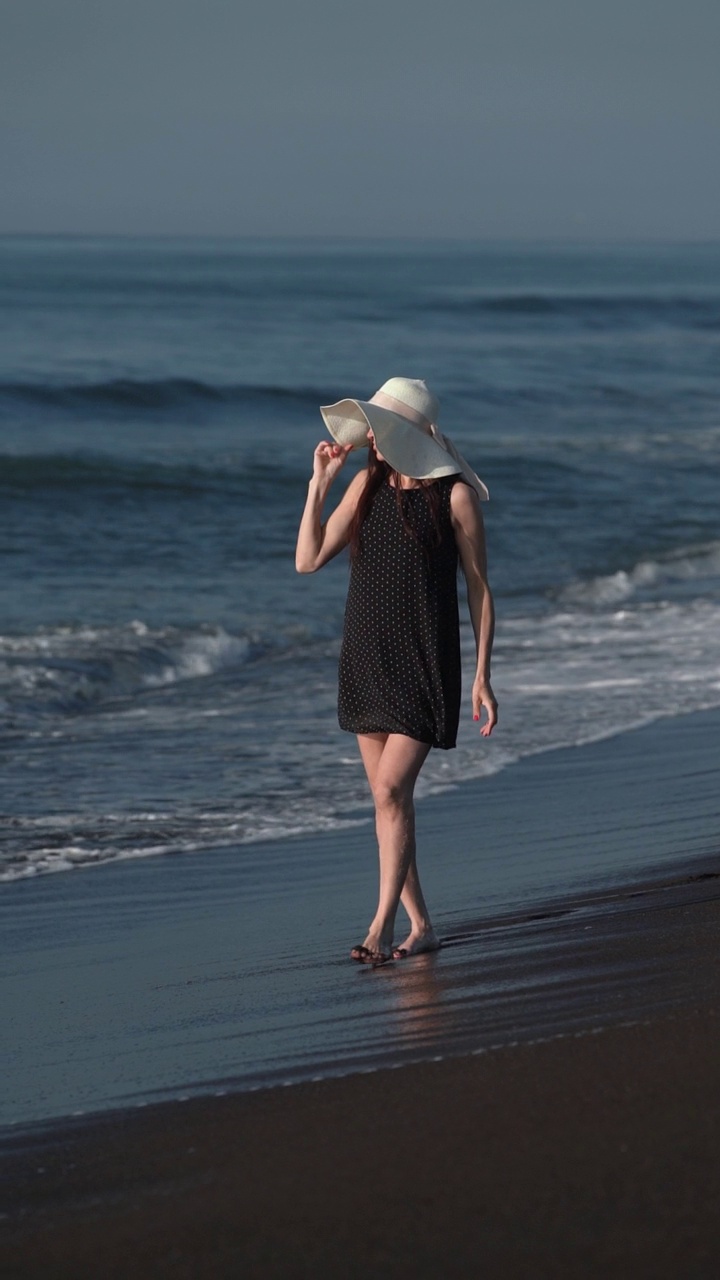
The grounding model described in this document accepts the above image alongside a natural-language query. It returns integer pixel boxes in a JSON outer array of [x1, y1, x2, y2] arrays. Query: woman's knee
[[373, 777, 413, 814]]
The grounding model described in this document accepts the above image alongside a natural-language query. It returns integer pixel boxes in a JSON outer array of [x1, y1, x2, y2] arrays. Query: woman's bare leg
[[354, 733, 439, 959], [392, 858, 440, 957]]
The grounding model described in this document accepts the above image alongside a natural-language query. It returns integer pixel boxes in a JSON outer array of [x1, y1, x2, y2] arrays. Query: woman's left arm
[[450, 482, 498, 737]]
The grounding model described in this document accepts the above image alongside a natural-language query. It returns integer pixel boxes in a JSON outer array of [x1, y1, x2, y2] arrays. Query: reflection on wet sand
[[384, 952, 450, 1050], [377, 863, 720, 1062]]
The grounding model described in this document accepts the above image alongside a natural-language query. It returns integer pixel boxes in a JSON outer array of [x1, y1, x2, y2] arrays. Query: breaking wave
[[0, 622, 277, 719], [560, 541, 720, 606]]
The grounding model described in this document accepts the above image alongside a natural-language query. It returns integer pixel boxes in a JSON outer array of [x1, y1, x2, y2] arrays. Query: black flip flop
[[350, 945, 392, 966]]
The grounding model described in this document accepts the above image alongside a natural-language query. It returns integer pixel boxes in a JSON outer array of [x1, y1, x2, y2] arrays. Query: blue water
[[2, 237, 720, 882]]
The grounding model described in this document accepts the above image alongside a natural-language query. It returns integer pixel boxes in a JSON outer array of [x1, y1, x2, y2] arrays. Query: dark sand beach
[[2, 709, 719, 1277], [3, 1004, 720, 1279]]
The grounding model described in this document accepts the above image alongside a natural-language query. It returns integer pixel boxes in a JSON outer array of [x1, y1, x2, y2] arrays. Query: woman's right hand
[[312, 441, 353, 484]]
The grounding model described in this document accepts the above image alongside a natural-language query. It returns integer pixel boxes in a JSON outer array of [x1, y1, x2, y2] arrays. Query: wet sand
[[3, 871, 720, 1276]]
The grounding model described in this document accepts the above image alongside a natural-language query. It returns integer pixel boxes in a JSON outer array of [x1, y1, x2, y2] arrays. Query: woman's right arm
[[295, 443, 365, 573]]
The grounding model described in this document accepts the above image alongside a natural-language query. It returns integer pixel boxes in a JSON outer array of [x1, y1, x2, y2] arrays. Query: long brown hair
[[349, 449, 443, 559]]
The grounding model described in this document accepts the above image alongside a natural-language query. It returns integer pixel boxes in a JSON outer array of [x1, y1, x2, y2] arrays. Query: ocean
[[2, 236, 720, 885]]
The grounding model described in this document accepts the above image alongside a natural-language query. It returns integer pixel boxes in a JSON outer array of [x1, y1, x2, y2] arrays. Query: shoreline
[[2, 707, 719, 1128], [4, 852, 719, 1137], [5, 869, 720, 1279]]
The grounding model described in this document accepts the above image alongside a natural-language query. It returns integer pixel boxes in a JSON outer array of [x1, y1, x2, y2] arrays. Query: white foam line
[[1, 1017, 663, 1131], [219, 1016, 656, 1100]]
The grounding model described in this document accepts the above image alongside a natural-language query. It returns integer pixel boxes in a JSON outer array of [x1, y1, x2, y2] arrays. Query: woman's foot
[[350, 944, 391, 965], [350, 928, 394, 965], [391, 927, 441, 959]]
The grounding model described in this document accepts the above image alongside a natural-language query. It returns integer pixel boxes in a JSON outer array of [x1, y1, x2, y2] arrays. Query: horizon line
[[2, 231, 720, 247]]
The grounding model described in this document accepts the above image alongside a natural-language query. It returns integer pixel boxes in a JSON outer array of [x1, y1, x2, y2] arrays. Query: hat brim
[[319, 399, 461, 482]]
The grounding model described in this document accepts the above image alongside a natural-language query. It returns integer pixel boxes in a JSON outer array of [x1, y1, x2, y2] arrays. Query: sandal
[[350, 945, 392, 966]]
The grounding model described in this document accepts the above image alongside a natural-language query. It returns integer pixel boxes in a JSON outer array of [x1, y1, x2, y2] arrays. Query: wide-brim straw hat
[[320, 377, 489, 501]]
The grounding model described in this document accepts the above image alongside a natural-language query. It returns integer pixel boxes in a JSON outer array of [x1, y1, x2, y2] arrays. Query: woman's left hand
[[472, 679, 498, 737]]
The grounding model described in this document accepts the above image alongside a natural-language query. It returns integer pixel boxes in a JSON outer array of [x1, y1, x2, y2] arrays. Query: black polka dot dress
[[338, 475, 462, 750]]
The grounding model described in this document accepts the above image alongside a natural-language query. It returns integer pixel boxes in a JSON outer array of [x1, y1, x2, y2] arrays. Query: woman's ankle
[[406, 918, 434, 938]]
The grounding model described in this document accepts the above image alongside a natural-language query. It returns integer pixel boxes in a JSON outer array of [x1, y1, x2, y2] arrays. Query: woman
[[296, 378, 497, 965]]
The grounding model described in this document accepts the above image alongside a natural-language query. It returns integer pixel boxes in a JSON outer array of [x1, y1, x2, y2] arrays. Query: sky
[[1, 0, 719, 238]]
